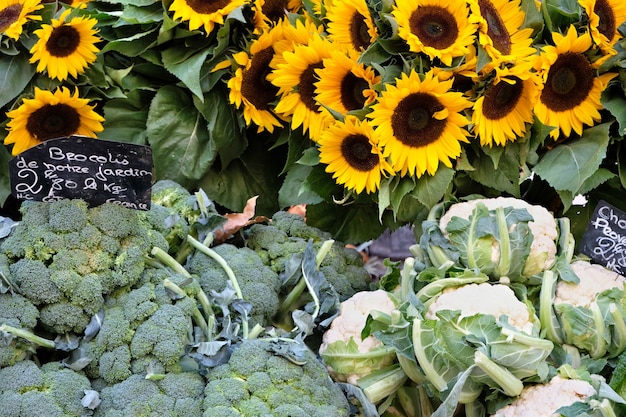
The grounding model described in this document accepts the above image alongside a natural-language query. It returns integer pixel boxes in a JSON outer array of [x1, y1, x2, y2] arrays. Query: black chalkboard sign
[[579, 200, 626, 274], [9, 136, 153, 210]]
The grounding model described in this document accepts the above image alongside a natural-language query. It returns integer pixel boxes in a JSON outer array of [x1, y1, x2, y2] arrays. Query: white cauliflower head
[[319, 290, 397, 385], [492, 375, 596, 417], [555, 260, 626, 308], [439, 197, 558, 277], [426, 282, 535, 334]]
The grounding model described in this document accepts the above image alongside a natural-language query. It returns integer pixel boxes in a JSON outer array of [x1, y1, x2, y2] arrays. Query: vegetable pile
[[5, 190, 626, 417]]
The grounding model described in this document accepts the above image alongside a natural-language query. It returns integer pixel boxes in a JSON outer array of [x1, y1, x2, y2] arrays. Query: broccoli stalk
[[0, 324, 56, 349], [186, 234, 249, 338]]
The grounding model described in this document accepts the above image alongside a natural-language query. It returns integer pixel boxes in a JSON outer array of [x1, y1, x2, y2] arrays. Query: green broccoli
[[245, 211, 371, 300], [202, 338, 351, 417], [0, 292, 54, 367], [0, 360, 93, 417], [93, 372, 206, 417], [186, 243, 281, 328], [79, 281, 194, 384], [0, 199, 171, 335]]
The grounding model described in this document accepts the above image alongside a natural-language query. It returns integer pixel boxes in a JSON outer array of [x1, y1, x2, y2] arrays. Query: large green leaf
[[533, 123, 611, 194], [197, 138, 284, 216], [306, 200, 391, 243], [162, 47, 212, 100], [412, 167, 454, 208], [147, 85, 215, 187], [101, 89, 154, 145], [195, 88, 246, 169], [0, 53, 36, 109]]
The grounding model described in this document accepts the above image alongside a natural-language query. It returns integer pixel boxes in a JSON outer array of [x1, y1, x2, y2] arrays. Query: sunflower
[[579, 0, 626, 55], [0, 0, 42, 40], [267, 32, 335, 141], [368, 69, 471, 177], [472, 61, 540, 146], [227, 25, 288, 133], [315, 48, 380, 115], [318, 116, 393, 194], [169, 0, 248, 35], [29, 10, 100, 81], [470, 0, 536, 68], [533, 25, 618, 139], [392, 0, 477, 66], [252, 0, 302, 32], [4, 87, 104, 156], [326, 0, 378, 52]]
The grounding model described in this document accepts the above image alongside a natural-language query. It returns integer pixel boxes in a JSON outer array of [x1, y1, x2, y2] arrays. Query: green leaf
[[602, 88, 626, 136], [0, 53, 36, 109], [278, 165, 324, 208], [195, 88, 246, 168], [306, 200, 389, 243], [411, 167, 454, 208], [577, 168, 615, 196], [101, 89, 154, 144], [533, 123, 611, 194], [119, 3, 164, 24], [198, 138, 283, 216], [100, 0, 158, 6], [147, 85, 215, 186], [100, 26, 160, 56], [162, 47, 212, 100]]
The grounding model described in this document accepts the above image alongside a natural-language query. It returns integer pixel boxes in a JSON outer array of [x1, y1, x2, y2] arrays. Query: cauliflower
[[319, 290, 397, 385], [555, 260, 626, 307], [492, 375, 596, 417], [422, 197, 570, 283], [540, 260, 626, 359], [439, 197, 559, 276], [426, 282, 535, 334]]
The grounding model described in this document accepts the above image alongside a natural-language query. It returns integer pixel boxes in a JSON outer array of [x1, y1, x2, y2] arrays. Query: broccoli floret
[[130, 303, 191, 368], [0, 199, 171, 336], [202, 338, 351, 417], [187, 243, 281, 327], [0, 360, 93, 417], [94, 372, 205, 417], [245, 212, 371, 300], [0, 292, 42, 366], [80, 281, 192, 384]]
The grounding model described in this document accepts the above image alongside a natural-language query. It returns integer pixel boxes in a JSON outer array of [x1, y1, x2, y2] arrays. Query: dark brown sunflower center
[[541, 52, 594, 112], [409, 5, 459, 50], [391, 92, 446, 148], [478, 0, 511, 54], [299, 62, 324, 112], [340, 73, 370, 111], [261, 0, 290, 22], [26, 104, 81, 141], [0, 4, 22, 33], [350, 12, 372, 51], [241, 47, 280, 111], [185, 0, 233, 15], [594, 0, 616, 39], [46, 25, 81, 57], [482, 77, 523, 120], [341, 134, 378, 172]]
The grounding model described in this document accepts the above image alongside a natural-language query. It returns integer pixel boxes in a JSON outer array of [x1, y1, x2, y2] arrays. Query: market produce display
[[3, 0, 626, 415]]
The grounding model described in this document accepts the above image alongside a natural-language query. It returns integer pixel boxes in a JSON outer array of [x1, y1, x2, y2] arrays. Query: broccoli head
[[93, 372, 206, 417], [0, 360, 93, 417], [0, 292, 41, 367], [202, 338, 351, 417], [245, 212, 371, 301], [0, 199, 171, 336], [80, 281, 193, 384], [187, 243, 281, 328]]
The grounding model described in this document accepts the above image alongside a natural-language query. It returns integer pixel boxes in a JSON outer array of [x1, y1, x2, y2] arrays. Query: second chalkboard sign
[[579, 200, 626, 274], [9, 136, 153, 210]]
